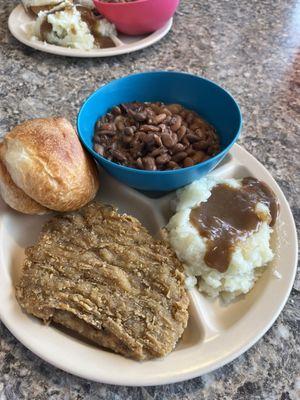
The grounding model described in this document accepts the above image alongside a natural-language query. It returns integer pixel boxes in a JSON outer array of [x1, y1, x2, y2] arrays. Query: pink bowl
[[93, 0, 180, 36]]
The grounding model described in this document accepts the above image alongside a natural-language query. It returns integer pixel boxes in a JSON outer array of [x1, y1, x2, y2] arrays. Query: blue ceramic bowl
[[77, 71, 242, 192]]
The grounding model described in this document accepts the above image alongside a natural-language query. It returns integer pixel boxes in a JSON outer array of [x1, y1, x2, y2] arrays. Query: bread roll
[[1, 118, 99, 212], [0, 144, 49, 214]]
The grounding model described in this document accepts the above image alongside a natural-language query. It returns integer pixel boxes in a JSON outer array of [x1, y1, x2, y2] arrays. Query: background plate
[[0, 144, 297, 386], [8, 5, 173, 58]]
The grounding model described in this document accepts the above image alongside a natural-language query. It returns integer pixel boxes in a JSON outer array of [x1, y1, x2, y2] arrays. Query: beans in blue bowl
[[77, 71, 242, 192], [93, 101, 220, 171]]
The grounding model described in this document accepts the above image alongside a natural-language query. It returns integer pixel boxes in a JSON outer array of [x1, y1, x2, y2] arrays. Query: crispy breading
[[16, 202, 189, 360]]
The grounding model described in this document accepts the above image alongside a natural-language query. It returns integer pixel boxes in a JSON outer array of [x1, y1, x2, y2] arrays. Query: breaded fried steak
[[16, 202, 189, 360]]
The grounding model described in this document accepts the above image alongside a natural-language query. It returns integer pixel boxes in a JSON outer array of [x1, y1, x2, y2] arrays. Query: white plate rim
[[8, 5, 173, 58], [0, 144, 297, 386]]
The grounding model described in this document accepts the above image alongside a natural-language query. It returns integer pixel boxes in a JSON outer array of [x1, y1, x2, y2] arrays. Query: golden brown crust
[[1, 118, 99, 212], [0, 143, 49, 215], [16, 202, 189, 360]]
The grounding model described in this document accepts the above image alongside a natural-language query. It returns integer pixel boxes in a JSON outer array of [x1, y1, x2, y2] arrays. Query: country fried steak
[[16, 202, 189, 360]]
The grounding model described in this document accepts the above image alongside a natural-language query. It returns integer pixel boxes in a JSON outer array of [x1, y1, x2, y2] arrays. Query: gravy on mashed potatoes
[[167, 176, 279, 301], [190, 177, 279, 273]]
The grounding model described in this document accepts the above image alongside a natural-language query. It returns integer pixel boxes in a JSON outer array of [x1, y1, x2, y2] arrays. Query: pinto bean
[[111, 150, 127, 162], [115, 116, 125, 131], [140, 125, 160, 132], [128, 109, 147, 122], [192, 151, 206, 163], [122, 134, 133, 144], [171, 151, 188, 163], [185, 145, 196, 156], [111, 105, 122, 115], [183, 157, 195, 167], [143, 157, 157, 170], [156, 153, 171, 165], [93, 101, 220, 170], [186, 133, 200, 143], [167, 161, 180, 169], [193, 141, 209, 150], [161, 132, 176, 148], [170, 115, 182, 132], [154, 113, 167, 124], [143, 133, 155, 144], [171, 143, 186, 154], [153, 134, 162, 147], [124, 126, 135, 135], [176, 125, 187, 141], [161, 107, 172, 116]]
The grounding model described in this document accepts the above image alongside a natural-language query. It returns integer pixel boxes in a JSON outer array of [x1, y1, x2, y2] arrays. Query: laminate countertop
[[0, 0, 299, 399]]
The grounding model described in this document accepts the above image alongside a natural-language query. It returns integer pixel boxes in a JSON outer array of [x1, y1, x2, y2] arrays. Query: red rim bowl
[[93, 0, 180, 35]]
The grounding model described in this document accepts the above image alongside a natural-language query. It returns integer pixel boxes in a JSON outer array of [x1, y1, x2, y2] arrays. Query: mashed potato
[[32, 1, 117, 50], [34, 2, 95, 50], [166, 177, 275, 301]]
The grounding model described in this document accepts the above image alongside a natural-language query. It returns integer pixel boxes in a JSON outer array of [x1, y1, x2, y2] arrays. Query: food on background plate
[[24, 0, 117, 50], [0, 117, 99, 214], [76, 3, 117, 48], [93, 102, 220, 170], [22, 0, 70, 15], [33, 1, 94, 50], [167, 176, 279, 301], [16, 202, 189, 360]]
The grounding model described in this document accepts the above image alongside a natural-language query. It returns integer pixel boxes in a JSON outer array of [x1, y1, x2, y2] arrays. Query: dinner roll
[[1, 117, 99, 212], [0, 145, 49, 215]]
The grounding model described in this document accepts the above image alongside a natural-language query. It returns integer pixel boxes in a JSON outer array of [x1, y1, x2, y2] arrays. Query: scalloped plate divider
[[8, 5, 173, 58], [0, 144, 297, 386]]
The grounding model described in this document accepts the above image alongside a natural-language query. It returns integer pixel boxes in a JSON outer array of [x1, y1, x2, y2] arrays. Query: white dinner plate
[[0, 144, 297, 386], [8, 5, 173, 58]]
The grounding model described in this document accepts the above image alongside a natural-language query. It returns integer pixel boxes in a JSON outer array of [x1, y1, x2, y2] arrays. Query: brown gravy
[[76, 5, 96, 30], [190, 177, 279, 273], [77, 6, 116, 48], [39, 6, 67, 41], [40, 19, 53, 41], [94, 34, 115, 49]]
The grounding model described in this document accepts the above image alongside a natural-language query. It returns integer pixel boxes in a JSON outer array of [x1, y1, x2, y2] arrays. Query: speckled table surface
[[0, 0, 299, 399]]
